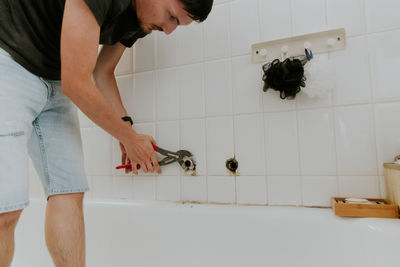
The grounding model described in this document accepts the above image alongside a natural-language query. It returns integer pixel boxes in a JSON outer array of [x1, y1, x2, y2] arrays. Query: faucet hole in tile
[[226, 157, 238, 174]]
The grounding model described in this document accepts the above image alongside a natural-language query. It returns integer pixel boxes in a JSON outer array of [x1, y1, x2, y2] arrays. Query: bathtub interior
[[12, 198, 400, 267]]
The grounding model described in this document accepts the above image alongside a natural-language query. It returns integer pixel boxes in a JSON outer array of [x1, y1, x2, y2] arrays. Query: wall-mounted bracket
[[251, 28, 346, 63]]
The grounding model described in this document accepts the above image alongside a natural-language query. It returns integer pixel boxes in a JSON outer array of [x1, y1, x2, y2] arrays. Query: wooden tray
[[331, 197, 399, 219]]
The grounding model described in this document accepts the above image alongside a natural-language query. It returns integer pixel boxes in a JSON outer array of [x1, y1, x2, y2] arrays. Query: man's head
[[133, 0, 213, 35]]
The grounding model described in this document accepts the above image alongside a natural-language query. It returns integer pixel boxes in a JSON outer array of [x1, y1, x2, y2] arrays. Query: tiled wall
[[29, 0, 400, 207]]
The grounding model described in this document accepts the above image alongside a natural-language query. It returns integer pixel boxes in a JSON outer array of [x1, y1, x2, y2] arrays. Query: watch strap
[[121, 116, 133, 126]]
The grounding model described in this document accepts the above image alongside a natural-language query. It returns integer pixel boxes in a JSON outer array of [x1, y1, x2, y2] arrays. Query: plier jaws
[[154, 146, 180, 166]]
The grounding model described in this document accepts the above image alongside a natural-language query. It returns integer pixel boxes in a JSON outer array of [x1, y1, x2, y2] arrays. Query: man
[[0, 0, 213, 266]]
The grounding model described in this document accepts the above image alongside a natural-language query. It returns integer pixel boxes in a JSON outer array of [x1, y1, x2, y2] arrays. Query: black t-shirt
[[0, 0, 146, 80]]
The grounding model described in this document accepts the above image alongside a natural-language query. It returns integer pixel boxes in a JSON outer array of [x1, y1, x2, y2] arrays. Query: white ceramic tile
[[28, 158, 43, 198], [133, 72, 155, 123], [298, 109, 337, 175], [379, 176, 386, 199], [115, 47, 133, 76], [259, 0, 292, 42], [113, 176, 134, 200], [335, 105, 378, 175], [78, 109, 94, 128], [156, 121, 180, 175], [232, 55, 263, 114], [134, 34, 155, 73], [268, 176, 302, 206], [230, 0, 260, 56], [207, 176, 236, 203], [181, 119, 207, 175], [133, 123, 156, 136], [263, 89, 296, 112], [326, 0, 366, 36], [302, 176, 338, 207], [365, 0, 400, 32], [234, 114, 265, 175], [92, 176, 113, 199], [236, 176, 267, 204], [368, 30, 400, 101], [133, 176, 156, 200], [339, 176, 380, 198], [296, 54, 333, 109], [116, 75, 134, 116], [175, 23, 204, 65], [214, 0, 231, 4], [85, 176, 93, 198], [291, 0, 327, 35], [155, 31, 178, 68], [331, 36, 372, 105], [206, 117, 234, 175], [374, 102, 400, 175], [204, 59, 233, 116], [90, 127, 112, 176], [178, 64, 205, 119], [264, 112, 300, 175], [204, 4, 231, 60], [156, 69, 179, 121], [156, 176, 181, 201], [182, 176, 207, 202], [28, 176, 41, 198], [80, 128, 92, 175]]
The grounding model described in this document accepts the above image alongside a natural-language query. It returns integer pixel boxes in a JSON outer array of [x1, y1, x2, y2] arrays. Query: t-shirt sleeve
[[83, 0, 113, 26]]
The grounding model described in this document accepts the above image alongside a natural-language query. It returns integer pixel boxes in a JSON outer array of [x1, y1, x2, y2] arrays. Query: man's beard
[[136, 17, 150, 34]]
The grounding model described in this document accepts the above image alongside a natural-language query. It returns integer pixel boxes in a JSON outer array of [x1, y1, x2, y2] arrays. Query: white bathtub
[[12, 198, 400, 267]]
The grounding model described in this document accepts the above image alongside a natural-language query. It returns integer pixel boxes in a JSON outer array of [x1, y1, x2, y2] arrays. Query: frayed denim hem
[[46, 187, 90, 200], [0, 200, 29, 213]]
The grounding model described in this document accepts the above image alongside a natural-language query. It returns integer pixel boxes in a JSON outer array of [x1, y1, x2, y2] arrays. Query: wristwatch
[[121, 116, 133, 126]]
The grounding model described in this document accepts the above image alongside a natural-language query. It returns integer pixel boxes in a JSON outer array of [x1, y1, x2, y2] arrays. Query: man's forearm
[[62, 78, 134, 145], [92, 71, 127, 118]]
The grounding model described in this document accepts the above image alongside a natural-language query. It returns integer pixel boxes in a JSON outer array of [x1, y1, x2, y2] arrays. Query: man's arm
[[93, 43, 136, 174], [93, 43, 128, 118], [61, 0, 160, 174]]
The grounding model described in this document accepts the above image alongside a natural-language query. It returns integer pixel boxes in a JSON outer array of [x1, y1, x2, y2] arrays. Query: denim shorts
[[0, 48, 89, 213]]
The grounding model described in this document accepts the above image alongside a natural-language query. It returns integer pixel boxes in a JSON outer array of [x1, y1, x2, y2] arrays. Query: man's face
[[134, 0, 194, 35]]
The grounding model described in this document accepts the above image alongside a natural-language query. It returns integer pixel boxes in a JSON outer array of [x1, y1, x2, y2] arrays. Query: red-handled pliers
[[115, 143, 196, 173]]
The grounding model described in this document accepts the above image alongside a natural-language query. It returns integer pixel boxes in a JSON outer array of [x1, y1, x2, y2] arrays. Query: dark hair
[[262, 58, 306, 100], [180, 0, 213, 22]]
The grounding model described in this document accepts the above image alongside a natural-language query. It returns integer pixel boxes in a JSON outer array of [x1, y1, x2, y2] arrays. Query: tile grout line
[[256, 0, 269, 206], [227, 1, 237, 205], [291, 0, 304, 206], [201, 14, 210, 203], [363, 0, 383, 198]]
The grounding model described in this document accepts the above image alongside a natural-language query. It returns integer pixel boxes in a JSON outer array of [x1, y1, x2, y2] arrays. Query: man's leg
[[45, 193, 85, 267], [0, 210, 23, 267]]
